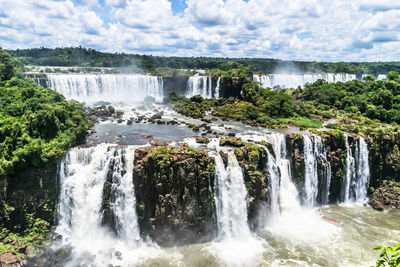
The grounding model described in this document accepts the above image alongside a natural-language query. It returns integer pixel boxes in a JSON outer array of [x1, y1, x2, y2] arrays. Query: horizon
[[7, 46, 400, 64], [0, 1, 399, 62]]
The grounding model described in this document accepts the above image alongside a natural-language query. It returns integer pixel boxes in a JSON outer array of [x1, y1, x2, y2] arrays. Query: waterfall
[[265, 133, 302, 213], [355, 137, 370, 202], [303, 135, 318, 207], [213, 152, 251, 240], [185, 75, 214, 99], [341, 134, 356, 203], [215, 77, 221, 98], [253, 73, 357, 89], [56, 144, 146, 264], [315, 136, 331, 205], [303, 135, 331, 207], [47, 73, 164, 103], [266, 149, 280, 221]]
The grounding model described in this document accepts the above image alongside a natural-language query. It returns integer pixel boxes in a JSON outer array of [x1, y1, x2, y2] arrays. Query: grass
[[279, 117, 323, 128]]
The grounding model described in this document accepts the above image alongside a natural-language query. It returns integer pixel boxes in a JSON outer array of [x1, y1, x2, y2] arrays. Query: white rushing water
[[209, 151, 265, 266], [56, 144, 160, 266], [341, 136, 370, 203], [185, 75, 220, 98], [315, 136, 331, 205], [341, 134, 356, 203], [303, 135, 319, 207], [303, 135, 332, 206], [253, 73, 357, 89], [47, 73, 164, 103], [214, 152, 252, 240], [266, 149, 280, 222], [355, 137, 370, 202]]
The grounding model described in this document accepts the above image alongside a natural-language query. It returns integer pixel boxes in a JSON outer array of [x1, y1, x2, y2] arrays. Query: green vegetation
[[302, 73, 400, 124], [0, 48, 90, 256], [9, 47, 400, 75], [373, 242, 400, 267], [0, 77, 89, 177]]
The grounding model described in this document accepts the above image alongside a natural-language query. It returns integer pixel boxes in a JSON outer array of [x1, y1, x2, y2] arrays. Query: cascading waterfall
[[303, 135, 319, 207], [302, 135, 332, 206], [315, 136, 331, 205], [253, 73, 357, 89], [266, 149, 280, 221], [341, 134, 356, 203], [47, 73, 164, 103], [213, 152, 251, 239], [355, 137, 370, 202], [185, 75, 214, 99], [215, 77, 221, 98], [341, 136, 370, 203], [265, 133, 302, 213], [56, 144, 149, 265]]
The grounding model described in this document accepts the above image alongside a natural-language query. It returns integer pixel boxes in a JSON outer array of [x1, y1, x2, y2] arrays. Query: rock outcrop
[[132, 143, 216, 246], [369, 181, 400, 211], [234, 143, 269, 230]]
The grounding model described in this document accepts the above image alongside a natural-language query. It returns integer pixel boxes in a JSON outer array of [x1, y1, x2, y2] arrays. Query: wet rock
[[0, 253, 18, 265], [369, 181, 400, 211], [195, 137, 210, 144], [219, 150, 228, 168], [117, 119, 123, 123], [219, 137, 244, 147], [201, 118, 212, 123], [132, 144, 216, 246], [234, 143, 269, 230], [227, 132, 235, 137]]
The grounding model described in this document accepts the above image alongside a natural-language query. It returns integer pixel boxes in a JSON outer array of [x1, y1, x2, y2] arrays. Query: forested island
[[0, 47, 399, 266]]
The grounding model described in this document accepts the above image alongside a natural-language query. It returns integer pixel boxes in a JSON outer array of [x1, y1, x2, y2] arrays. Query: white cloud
[[0, 0, 399, 61]]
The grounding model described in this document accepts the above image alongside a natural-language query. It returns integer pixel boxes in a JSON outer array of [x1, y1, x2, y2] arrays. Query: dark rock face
[[321, 131, 347, 203], [162, 76, 189, 97], [286, 133, 305, 191], [368, 133, 400, 190], [0, 165, 58, 266], [132, 143, 216, 246], [219, 76, 244, 98], [286, 131, 347, 204], [0, 165, 58, 233], [369, 181, 400, 211], [234, 143, 269, 230]]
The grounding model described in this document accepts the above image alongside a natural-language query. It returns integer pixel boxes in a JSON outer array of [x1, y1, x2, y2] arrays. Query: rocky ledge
[[369, 181, 400, 211], [132, 143, 216, 246]]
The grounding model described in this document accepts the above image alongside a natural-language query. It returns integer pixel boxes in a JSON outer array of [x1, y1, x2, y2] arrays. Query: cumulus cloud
[[0, 0, 399, 61]]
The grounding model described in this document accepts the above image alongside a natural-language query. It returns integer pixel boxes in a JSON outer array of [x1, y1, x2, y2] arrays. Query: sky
[[0, 0, 399, 61]]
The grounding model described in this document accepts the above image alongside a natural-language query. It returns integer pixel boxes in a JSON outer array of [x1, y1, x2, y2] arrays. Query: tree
[[0, 48, 23, 81]]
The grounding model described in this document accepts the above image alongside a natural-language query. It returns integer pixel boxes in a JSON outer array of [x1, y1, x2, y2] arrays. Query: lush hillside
[[0, 48, 89, 177], [9, 47, 400, 75], [0, 48, 90, 258]]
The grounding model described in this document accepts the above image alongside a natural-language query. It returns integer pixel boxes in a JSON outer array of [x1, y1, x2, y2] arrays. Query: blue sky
[[0, 0, 399, 61]]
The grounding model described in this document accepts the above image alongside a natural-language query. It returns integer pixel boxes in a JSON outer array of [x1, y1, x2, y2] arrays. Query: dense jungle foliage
[[9, 47, 400, 75], [0, 48, 89, 178]]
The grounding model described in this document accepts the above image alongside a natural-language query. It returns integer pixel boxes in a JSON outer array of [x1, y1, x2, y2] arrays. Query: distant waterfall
[[253, 73, 357, 89], [214, 152, 251, 239], [56, 144, 145, 264], [362, 74, 387, 80], [185, 75, 220, 99], [341, 136, 370, 203], [47, 74, 164, 103]]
